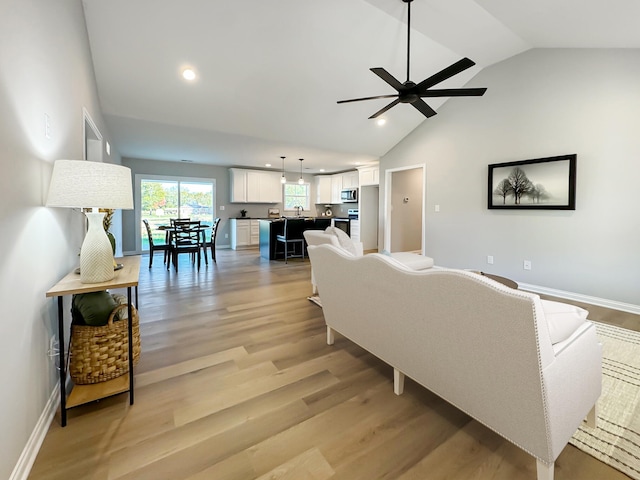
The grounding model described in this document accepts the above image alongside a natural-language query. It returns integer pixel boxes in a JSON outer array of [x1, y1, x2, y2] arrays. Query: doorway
[[83, 108, 102, 162], [383, 165, 425, 254]]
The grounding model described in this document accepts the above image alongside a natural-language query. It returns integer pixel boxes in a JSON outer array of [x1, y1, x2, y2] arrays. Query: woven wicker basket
[[69, 304, 141, 385]]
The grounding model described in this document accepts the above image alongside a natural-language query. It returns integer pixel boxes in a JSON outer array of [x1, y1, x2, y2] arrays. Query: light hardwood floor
[[29, 249, 637, 480]]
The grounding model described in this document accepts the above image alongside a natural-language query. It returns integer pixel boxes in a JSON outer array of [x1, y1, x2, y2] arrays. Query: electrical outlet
[[523, 260, 532, 270], [487, 255, 494, 265], [434, 204, 440, 212], [219, 205, 225, 211], [225, 233, 228, 239]]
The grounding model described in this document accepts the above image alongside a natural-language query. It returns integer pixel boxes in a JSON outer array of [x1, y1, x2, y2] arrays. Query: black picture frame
[[488, 154, 576, 210]]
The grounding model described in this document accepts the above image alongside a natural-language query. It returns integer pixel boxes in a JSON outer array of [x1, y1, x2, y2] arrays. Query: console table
[[46, 256, 141, 426]]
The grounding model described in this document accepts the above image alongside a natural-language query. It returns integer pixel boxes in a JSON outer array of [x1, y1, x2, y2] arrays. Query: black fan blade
[[337, 94, 398, 104], [371, 68, 406, 91], [415, 57, 476, 92], [419, 87, 487, 98], [411, 99, 437, 118], [368, 98, 401, 119]]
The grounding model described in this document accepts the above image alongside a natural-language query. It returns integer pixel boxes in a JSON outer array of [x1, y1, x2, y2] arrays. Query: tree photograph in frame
[[488, 154, 576, 210]]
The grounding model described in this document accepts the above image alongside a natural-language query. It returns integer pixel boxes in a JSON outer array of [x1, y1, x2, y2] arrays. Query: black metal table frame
[[55, 286, 139, 427]]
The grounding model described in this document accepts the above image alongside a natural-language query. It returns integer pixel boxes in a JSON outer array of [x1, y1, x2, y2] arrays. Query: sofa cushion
[[325, 226, 358, 256], [540, 299, 588, 344], [390, 251, 434, 270]]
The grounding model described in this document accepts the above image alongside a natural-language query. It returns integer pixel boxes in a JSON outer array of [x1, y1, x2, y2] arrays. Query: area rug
[[570, 321, 640, 479], [305, 298, 640, 477]]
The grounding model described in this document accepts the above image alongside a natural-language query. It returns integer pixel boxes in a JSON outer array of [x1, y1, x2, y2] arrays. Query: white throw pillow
[[325, 226, 357, 256], [540, 299, 588, 344]]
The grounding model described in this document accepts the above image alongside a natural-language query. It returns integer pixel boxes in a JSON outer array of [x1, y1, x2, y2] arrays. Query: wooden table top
[[46, 256, 141, 297]]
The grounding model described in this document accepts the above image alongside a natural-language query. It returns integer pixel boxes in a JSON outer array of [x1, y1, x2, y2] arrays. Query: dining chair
[[210, 217, 221, 262], [275, 218, 306, 263], [142, 219, 170, 268], [168, 220, 202, 272], [169, 217, 190, 226]]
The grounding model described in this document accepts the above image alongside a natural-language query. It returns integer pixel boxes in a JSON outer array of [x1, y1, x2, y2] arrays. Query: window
[[283, 182, 310, 212], [136, 175, 216, 252]]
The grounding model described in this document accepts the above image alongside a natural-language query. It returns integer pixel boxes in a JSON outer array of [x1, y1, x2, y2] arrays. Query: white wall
[[380, 49, 640, 306], [0, 1, 119, 478]]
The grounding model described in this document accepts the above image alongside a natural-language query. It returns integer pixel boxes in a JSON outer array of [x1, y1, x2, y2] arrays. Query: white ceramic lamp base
[[80, 211, 115, 284]]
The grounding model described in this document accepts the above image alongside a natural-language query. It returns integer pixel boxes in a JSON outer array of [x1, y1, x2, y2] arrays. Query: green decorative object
[[107, 231, 116, 254], [101, 208, 116, 254], [72, 291, 118, 326]]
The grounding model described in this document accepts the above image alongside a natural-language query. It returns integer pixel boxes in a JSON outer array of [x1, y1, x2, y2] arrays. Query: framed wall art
[[488, 154, 576, 210]]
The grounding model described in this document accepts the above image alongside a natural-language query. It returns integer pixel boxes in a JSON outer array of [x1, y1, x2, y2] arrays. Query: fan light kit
[[338, 0, 486, 119]]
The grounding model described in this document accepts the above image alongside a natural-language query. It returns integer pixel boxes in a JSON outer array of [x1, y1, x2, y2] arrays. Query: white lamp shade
[[46, 160, 133, 283], [46, 160, 133, 209]]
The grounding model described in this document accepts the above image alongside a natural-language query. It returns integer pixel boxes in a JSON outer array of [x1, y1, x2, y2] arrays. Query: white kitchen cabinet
[[230, 219, 249, 249], [315, 176, 332, 204], [358, 165, 379, 186], [230, 168, 282, 203], [250, 219, 260, 245], [350, 219, 360, 242], [230, 219, 260, 249], [330, 174, 343, 204], [246, 171, 262, 203], [342, 170, 359, 189], [230, 169, 248, 203]]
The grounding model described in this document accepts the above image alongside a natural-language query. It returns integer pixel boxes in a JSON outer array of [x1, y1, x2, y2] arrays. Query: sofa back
[[308, 244, 556, 461]]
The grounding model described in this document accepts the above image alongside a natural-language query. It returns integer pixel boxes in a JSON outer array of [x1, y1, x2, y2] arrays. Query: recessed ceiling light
[[319, 169, 325, 172], [376, 118, 386, 126], [182, 68, 196, 81], [265, 163, 272, 167]]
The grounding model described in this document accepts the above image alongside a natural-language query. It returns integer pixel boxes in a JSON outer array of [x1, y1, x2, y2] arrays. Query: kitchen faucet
[[295, 205, 303, 217]]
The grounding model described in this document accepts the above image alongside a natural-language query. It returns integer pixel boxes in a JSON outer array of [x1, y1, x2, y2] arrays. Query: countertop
[[257, 217, 351, 222]]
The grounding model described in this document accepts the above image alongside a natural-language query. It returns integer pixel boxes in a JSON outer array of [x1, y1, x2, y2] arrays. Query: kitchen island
[[259, 217, 337, 260]]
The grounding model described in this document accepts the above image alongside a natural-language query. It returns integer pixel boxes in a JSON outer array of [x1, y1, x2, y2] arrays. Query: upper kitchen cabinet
[[330, 174, 343, 204], [341, 170, 359, 189], [358, 165, 379, 186], [230, 168, 282, 203], [315, 175, 332, 204]]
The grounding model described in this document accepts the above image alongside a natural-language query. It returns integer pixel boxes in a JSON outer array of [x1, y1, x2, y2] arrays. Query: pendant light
[[298, 158, 304, 185], [280, 156, 287, 184]]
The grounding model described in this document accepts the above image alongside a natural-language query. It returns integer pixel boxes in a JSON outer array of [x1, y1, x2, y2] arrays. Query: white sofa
[[303, 228, 433, 293], [307, 244, 602, 480]]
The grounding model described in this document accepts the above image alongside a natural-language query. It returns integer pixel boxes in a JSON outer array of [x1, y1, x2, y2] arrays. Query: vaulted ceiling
[[82, 0, 640, 173]]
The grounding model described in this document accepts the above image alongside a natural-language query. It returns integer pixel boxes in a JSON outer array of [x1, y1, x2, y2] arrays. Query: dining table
[[158, 223, 212, 265]]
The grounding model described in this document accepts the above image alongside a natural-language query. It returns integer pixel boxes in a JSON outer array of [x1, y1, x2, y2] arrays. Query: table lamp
[[46, 160, 133, 284]]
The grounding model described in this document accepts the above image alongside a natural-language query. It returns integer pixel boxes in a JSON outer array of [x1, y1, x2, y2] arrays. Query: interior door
[[385, 166, 425, 254]]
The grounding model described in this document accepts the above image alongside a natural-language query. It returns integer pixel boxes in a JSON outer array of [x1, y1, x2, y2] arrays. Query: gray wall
[[380, 48, 640, 306], [0, 1, 120, 478]]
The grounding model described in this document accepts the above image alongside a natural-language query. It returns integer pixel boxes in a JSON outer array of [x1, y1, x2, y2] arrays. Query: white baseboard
[[519, 282, 640, 315], [9, 385, 59, 480]]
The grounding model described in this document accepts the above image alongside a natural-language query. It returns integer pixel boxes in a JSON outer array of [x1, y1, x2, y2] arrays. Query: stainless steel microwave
[[340, 188, 358, 203]]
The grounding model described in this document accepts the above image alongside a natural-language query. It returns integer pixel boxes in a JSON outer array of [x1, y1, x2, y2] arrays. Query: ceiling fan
[[337, 0, 487, 119]]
